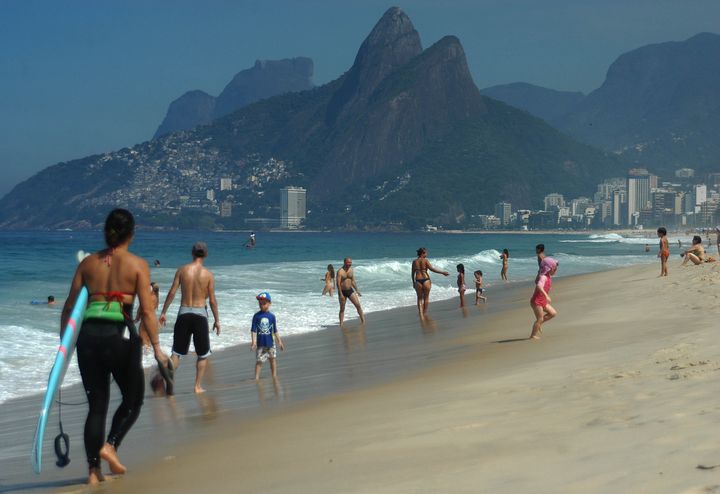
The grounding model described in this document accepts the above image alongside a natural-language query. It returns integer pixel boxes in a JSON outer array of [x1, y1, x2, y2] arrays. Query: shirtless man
[[681, 235, 706, 266], [336, 257, 365, 325], [159, 242, 220, 394], [411, 247, 449, 318]]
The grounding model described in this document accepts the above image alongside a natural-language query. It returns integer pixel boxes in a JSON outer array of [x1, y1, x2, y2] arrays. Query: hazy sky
[[1, 0, 719, 197]]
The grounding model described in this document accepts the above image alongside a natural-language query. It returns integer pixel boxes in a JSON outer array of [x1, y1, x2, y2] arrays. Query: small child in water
[[251, 292, 285, 379], [456, 264, 466, 307], [474, 270, 487, 304], [657, 227, 669, 277]]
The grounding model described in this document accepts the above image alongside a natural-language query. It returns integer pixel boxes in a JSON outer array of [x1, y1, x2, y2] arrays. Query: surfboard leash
[[54, 389, 71, 468]]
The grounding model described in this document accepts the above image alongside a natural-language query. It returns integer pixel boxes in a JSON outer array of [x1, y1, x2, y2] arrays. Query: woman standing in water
[[411, 247, 449, 318], [322, 264, 335, 296], [500, 248, 509, 281], [61, 209, 170, 485]]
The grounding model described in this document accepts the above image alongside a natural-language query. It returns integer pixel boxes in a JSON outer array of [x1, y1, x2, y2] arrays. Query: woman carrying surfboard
[[61, 209, 170, 486]]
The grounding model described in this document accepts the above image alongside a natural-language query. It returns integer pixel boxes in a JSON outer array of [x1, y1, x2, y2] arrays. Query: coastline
[[2, 262, 719, 493]]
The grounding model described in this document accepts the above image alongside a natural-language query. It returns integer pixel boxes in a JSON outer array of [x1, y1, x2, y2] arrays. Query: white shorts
[[256, 346, 277, 363]]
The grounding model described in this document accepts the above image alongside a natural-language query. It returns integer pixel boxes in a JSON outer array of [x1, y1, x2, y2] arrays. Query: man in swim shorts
[[160, 242, 221, 394], [336, 257, 365, 325]]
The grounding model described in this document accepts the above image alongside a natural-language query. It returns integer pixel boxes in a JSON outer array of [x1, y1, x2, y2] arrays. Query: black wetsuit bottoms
[[76, 319, 144, 468]]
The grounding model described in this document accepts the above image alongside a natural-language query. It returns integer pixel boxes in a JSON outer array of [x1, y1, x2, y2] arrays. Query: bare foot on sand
[[100, 443, 127, 474], [194, 386, 206, 394], [87, 467, 106, 486]]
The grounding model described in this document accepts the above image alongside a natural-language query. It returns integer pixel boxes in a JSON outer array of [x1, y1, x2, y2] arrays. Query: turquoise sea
[[0, 230, 672, 403]]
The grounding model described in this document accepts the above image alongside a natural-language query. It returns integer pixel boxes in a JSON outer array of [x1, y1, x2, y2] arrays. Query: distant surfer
[[31, 295, 56, 305], [411, 247, 449, 319], [159, 241, 221, 394], [154, 259, 161, 267], [246, 232, 256, 248], [336, 257, 365, 325], [61, 209, 170, 486]]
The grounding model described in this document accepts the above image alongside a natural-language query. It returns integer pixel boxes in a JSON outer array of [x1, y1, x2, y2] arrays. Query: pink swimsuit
[[530, 275, 552, 307]]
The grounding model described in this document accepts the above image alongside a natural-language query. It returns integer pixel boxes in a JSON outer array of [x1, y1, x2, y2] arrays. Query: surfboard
[[31, 251, 89, 474]]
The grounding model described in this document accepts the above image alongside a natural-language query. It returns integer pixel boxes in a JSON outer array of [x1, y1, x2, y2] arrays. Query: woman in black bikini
[[61, 209, 169, 486], [411, 247, 449, 318]]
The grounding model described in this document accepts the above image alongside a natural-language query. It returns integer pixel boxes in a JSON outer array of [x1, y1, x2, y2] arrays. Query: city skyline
[[2, 1, 720, 196]]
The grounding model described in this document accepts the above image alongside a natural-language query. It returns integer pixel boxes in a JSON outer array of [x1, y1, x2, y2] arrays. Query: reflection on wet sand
[[420, 315, 438, 335], [195, 393, 219, 421], [341, 324, 367, 352], [255, 377, 284, 406]]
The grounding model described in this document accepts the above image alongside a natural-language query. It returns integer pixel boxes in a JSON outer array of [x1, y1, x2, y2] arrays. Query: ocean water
[[0, 230, 684, 404]]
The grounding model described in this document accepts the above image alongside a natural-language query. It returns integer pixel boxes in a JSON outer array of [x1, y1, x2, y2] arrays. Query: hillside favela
[[1, 3, 720, 494]]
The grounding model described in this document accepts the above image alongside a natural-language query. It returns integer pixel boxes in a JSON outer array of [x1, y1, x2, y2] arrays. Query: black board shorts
[[172, 313, 211, 358]]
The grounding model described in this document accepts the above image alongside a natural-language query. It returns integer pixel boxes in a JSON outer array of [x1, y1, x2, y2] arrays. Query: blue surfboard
[[32, 253, 89, 474]]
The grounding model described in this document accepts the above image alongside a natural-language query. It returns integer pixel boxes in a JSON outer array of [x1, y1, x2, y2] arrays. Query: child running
[[530, 257, 558, 340], [251, 292, 285, 379], [657, 227, 669, 276], [474, 270, 487, 304], [456, 264, 466, 307]]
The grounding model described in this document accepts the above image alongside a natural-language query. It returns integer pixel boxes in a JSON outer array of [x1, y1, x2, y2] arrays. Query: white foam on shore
[[1, 248, 654, 404]]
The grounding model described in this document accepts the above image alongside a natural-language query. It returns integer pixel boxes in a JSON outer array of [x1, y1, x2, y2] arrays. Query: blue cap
[[256, 291, 271, 302]]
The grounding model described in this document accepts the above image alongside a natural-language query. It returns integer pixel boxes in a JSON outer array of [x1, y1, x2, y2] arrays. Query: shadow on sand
[[495, 337, 530, 344]]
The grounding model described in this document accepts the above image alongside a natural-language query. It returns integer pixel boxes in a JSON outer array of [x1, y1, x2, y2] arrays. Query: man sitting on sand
[[681, 235, 706, 265], [159, 242, 221, 394]]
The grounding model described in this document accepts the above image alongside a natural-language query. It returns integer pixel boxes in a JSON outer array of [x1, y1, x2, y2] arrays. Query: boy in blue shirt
[[251, 292, 285, 379]]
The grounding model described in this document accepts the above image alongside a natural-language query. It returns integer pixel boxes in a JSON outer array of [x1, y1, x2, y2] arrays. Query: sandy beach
[[2, 261, 719, 493]]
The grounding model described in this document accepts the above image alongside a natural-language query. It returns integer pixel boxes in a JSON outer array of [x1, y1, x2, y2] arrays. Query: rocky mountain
[[482, 33, 720, 176], [0, 7, 624, 230], [480, 82, 584, 127], [154, 57, 314, 138]]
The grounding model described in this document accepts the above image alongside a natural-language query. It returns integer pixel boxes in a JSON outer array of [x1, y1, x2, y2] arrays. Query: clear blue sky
[[1, 0, 718, 197]]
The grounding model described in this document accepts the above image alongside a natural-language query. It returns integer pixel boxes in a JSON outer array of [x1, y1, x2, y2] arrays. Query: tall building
[[494, 202, 512, 226], [280, 186, 307, 229], [627, 168, 650, 225], [220, 201, 232, 217], [694, 184, 707, 209], [543, 193, 565, 211], [612, 189, 626, 226], [220, 177, 232, 191], [675, 168, 695, 178]]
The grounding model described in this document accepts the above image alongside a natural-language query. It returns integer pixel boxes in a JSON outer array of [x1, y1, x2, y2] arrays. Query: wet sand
[[2, 263, 720, 493]]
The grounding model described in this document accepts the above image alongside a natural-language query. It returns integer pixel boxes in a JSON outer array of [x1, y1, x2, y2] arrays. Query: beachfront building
[[494, 202, 512, 226], [651, 189, 681, 226], [280, 186, 307, 229], [220, 201, 232, 217], [627, 168, 651, 226], [543, 193, 565, 211]]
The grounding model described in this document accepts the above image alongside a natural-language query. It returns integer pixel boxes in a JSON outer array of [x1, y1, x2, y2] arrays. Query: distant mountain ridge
[[481, 83, 584, 127], [0, 7, 624, 230], [481, 32, 720, 175], [154, 57, 314, 138]]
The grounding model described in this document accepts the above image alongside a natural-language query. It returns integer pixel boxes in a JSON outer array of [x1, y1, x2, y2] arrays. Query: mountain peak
[[326, 7, 422, 123]]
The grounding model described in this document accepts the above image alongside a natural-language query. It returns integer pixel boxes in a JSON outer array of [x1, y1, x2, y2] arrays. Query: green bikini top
[[83, 291, 133, 322], [84, 301, 126, 322]]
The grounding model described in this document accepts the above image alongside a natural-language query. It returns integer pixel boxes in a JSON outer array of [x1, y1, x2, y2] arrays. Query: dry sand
[[78, 262, 720, 494]]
